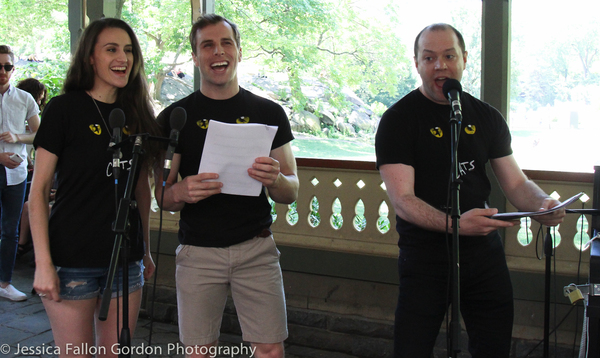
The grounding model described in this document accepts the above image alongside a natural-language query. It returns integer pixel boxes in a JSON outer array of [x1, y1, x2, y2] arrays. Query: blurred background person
[[0, 45, 40, 302], [15, 77, 47, 261], [17, 77, 47, 110]]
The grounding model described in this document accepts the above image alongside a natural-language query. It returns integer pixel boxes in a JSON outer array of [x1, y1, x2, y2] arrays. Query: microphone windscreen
[[170, 107, 187, 131], [442, 79, 462, 99], [108, 108, 126, 128]]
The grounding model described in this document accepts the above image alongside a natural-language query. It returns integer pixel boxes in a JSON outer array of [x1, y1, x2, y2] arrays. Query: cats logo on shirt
[[465, 125, 476, 135], [197, 119, 209, 129], [90, 124, 102, 135], [430, 127, 443, 138], [106, 159, 133, 178]]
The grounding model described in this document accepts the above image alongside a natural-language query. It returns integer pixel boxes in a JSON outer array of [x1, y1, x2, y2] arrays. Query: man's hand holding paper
[[171, 172, 223, 204], [249, 156, 282, 189]]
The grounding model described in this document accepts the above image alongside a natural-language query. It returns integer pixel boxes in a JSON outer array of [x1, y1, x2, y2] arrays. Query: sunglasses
[[0, 64, 14, 72]]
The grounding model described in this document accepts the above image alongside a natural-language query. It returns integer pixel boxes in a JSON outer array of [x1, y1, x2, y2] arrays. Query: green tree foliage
[[5, 0, 598, 135], [14, 60, 69, 102], [0, 0, 69, 56], [450, 5, 481, 96], [121, 0, 191, 101], [571, 24, 599, 81], [216, 0, 412, 113], [511, 1, 600, 109], [0, 0, 69, 102]]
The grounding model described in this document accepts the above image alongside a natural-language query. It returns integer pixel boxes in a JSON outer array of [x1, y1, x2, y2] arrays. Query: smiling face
[[414, 28, 467, 105], [191, 20, 242, 99], [89, 27, 134, 100]]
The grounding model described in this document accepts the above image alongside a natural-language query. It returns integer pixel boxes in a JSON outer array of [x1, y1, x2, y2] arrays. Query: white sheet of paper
[[198, 120, 278, 196]]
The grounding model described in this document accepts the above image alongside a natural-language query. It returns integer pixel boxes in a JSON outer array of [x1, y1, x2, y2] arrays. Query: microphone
[[442, 79, 463, 122], [108, 108, 126, 181], [163, 107, 187, 183]]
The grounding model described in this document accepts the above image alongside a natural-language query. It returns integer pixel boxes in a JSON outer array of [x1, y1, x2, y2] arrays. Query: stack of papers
[[491, 192, 584, 220]]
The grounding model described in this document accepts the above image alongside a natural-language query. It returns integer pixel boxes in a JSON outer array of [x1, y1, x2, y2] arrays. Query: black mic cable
[[107, 108, 125, 342], [147, 107, 186, 354]]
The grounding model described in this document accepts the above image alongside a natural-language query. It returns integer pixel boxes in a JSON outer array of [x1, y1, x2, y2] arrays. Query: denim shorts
[[55, 260, 144, 300]]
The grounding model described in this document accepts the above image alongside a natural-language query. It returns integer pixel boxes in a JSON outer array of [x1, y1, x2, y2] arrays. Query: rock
[[291, 111, 322, 133], [335, 119, 356, 135], [319, 109, 336, 127], [349, 110, 375, 132]]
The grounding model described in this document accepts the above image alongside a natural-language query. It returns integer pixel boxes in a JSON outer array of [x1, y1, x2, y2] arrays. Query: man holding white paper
[[155, 14, 298, 358]]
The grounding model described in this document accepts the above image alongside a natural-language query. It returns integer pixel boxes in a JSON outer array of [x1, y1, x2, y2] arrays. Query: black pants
[[393, 233, 514, 358]]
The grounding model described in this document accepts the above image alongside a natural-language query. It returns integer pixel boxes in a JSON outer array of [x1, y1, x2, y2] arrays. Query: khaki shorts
[[175, 235, 288, 346]]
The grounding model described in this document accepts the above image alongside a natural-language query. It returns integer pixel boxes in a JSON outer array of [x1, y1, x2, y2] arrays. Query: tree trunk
[[115, 0, 126, 19], [154, 73, 166, 101]]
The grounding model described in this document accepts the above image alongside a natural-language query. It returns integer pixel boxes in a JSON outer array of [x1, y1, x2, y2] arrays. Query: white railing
[[150, 160, 595, 275]]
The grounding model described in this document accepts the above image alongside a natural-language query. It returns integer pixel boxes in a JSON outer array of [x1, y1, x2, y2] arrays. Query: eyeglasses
[[0, 64, 14, 72]]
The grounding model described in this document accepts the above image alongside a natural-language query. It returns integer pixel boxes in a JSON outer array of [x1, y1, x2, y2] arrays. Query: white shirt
[[0, 84, 39, 185]]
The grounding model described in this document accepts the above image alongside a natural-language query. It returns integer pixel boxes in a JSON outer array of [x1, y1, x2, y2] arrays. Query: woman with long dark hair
[[29, 18, 160, 356]]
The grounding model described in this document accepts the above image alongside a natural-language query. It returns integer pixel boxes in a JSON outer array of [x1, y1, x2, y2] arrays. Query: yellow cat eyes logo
[[236, 116, 250, 124], [465, 125, 476, 135], [430, 127, 443, 138], [89, 124, 102, 135], [197, 119, 209, 129]]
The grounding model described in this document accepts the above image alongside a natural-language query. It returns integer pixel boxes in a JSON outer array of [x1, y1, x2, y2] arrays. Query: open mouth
[[435, 77, 448, 87], [111, 66, 127, 74], [211, 61, 229, 71]]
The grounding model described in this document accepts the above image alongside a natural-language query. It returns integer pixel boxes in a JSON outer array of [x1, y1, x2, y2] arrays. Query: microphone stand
[[540, 193, 600, 357], [559, 168, 600, 357], [542, 227, 553, 358], [589, 165, 600, 358], [448, 109, 462, 358], [588, 236, 600, 358], [99, 135, 145, 358]]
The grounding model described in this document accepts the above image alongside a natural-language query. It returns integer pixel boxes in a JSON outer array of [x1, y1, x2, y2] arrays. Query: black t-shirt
[[34, 91, 144, 267], [158, 88, 294, 248], [375, 89, 512, 245]]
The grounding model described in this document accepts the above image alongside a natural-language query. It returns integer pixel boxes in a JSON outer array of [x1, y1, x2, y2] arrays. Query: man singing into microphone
[[375, 24, 565, 357], [155, 14, 298, 358]]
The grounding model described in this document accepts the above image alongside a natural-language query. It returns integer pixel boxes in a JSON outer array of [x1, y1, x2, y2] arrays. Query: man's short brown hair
[[0, 45, 15, 63], [414, 23, 466, 58], [189, 14, 241, 55]]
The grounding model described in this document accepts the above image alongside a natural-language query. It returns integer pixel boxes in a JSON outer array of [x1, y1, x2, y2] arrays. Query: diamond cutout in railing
[[356, 180, 365, 189]]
